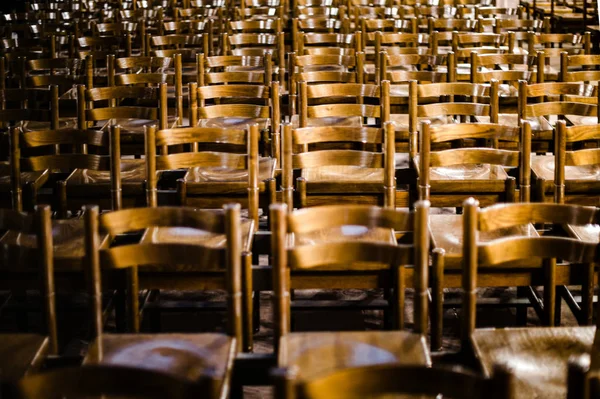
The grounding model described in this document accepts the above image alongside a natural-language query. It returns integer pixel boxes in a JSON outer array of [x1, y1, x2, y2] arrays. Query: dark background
[[1, 1, 27, 13]]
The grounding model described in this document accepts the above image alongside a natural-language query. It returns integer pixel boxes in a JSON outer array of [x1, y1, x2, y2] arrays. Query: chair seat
[[476, 114, 553, 138], [565, 115, 598, 126], [429, 214, 539, 269], [302, 165, 384, 184], [471, 326, 595, 399], [108, 116, 180, 138], [531, 154, 600, 193], [290, 114, 363, 128], [142, 218, 255, 256], [0, 334, 48, 382], [184, 157, 276, 184], [84, 333, 235, 391], [279, 331, 430, 382], [414, 155, 509, 193], [198, 117, 270, 131], [0, 218, 91, 270], [66, 159, 146, 195], [21, 117, 78, 132]]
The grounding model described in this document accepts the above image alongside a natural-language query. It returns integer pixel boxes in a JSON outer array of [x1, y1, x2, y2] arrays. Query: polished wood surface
[[472, 326, 595, 399], [279, 331, 430, 381]]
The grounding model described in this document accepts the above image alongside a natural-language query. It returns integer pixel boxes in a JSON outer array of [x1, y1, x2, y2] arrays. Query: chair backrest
[[382, 53, 450, 85], [84, 202, 243, 349], [452, 32, 505, 60], [519, 81, 598, 125], [418, 120, 531, 202], [299, 81, 389, 127], [554, 121, 600, 204], [0, 205, 58, 355], [145, 124, 261, 224], [408, 81, 498, 151], [560, 54, 600, 85], [461, 199, 600, 345], [9, 365, 218, 399], [77, 82, 168, 130], [270, 200, 430, 352], [296, 33, 356, 56], [275, 363, 515, 399], [198, 53, 272, 86], [282, 122, 396, 208], [471, 53, 537, 85], [528, 33, 590, 59], [0, 86, 59, 131], [10, 126, 119, 211], [26, 58, 83, 93], [192, 81, 279, 140]]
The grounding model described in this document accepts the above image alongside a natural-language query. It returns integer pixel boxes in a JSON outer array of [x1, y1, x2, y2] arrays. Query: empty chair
[[270, 201, 431, 387]]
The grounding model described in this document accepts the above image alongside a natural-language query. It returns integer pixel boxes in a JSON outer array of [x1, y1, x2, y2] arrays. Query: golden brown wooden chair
[[533, 121, 600, 205], [560, 53, 600, 86], [8, 364, 217, 399], [270, 201, 431, 382], [10, 125, 128, 216], [81, 203, 247, 393], [110, 54, 185, 127], [297, 81, 389, 128], [274, 362, 516, 399], [404, 80, 498, 158], [0, 206, 56, 385], [471, 52, 538, 113], [282, 122, 401, 208], [192, 81, 281, 160], [77, 82, 169, 155], [295, 33, 356, 56], [452, 32, 506, 81], [145, 124, 275, 227], [198, 53, 272, 87], [462, 199, 600, 399], [416, 119, 531, 207], [527, 32, 590, 82], [288, 53, 364, 116]]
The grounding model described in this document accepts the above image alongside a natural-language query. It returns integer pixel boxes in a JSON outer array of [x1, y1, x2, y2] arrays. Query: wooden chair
[[110, 54, 185, 127], [270, 201, 431, 383], [463, 200, 600, 398], [295, 33, 357, 56], [10, 125, 127, 216], [274, 363, 515, 399], [370, 32, 430, 79], [0, 206, 57, 386], [192, 80, 280, 158], [282, 122, 403, 208], [77, 82, 169, 155], [560, 53, 600, 86], [528, 32, 590, 81], [288, 53, 364, 115], [416, 119, 531, 207], [452, 32, 506, 81], [297, 81, 388, 128], [198, 53, 272, 87], [532, 122, 600, 205], [518, 80, 598, 157], [81, 203, 247, 393], [145, 124, 275, 227], [25, 58, 84, 96], [404, 80, 498, 158], [8, 365, 217, 399]]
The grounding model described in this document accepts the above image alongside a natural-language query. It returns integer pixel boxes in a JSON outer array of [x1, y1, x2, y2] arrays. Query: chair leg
[[516, 286, 528, 326], [430, 249, 444, 351], [555, 286, 562, 326]]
